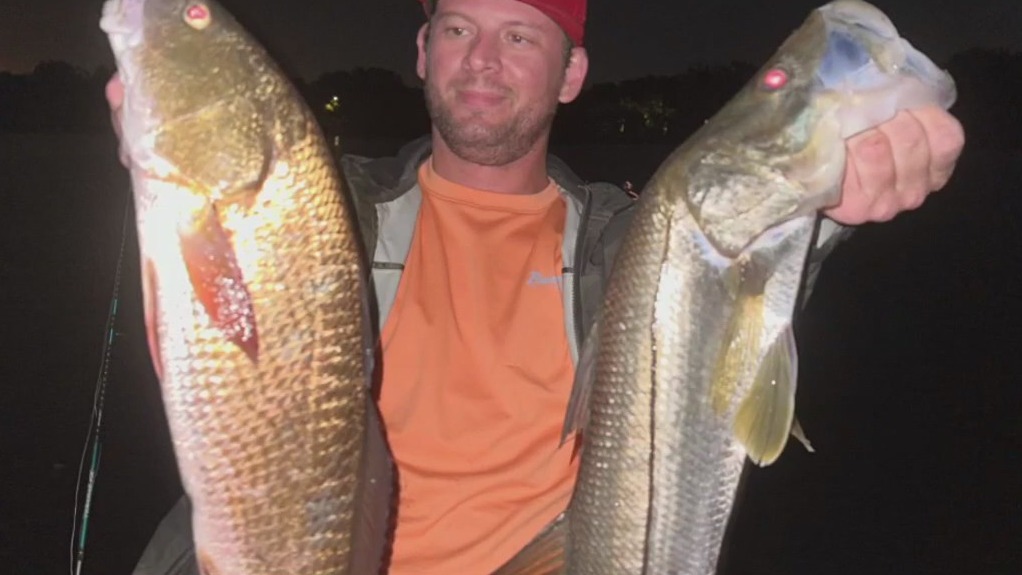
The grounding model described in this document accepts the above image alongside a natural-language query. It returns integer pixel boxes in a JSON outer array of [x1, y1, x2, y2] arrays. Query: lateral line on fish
[[642, 211, 677, 573]]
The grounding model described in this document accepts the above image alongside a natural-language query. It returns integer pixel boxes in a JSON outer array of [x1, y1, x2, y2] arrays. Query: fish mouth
[[813, 0, 957, 138], [776, 0, 958, 216], [100, 0, 146, 83], [101, 0, 161, 172], [820, 0, 900, 42]]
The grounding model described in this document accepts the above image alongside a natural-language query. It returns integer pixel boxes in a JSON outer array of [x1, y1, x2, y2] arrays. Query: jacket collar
[[339, 135, 592, 205]]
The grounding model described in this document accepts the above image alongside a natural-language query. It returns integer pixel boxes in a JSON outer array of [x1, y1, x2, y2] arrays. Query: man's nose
[[464, 31, 503, 74]]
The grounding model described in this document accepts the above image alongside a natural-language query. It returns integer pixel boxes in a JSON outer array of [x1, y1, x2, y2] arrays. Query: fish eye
[[184, 2, 212, 30], [760, 68, 789, 91]]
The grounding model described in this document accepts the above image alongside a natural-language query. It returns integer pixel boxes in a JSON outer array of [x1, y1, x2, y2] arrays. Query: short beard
[[424, 74, 558, 167]]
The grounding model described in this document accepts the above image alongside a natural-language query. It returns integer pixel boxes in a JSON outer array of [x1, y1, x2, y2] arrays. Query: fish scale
[[565, 193, 665, 574], [559, 1, 956, 574], [101, 0, 393, 573], [152, 121, 370, 573]]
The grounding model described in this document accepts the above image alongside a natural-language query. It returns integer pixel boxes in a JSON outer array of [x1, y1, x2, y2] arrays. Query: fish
[[99, 0, 393, 573], [492, 514, 569, 575], [555, 1, 957, 574]]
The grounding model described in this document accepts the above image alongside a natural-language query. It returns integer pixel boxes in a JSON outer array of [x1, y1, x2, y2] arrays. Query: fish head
[[100, 0, 298, 206], [812, 0, 957, 135], [100, 0, 311, 369], [683, 0, 956, 257]]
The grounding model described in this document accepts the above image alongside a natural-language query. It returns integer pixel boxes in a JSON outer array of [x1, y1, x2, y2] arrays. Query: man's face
[[416, 0, 588, 166]]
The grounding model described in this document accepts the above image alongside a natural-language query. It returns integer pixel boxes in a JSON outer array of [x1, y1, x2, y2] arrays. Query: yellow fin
[[791, 416, 815, 454], [561, 317, 600, 446], [711, 295, 764, 416], [711, 255, 773, 415], [490, 514, 567, 575], [733, 325, 799, 466]]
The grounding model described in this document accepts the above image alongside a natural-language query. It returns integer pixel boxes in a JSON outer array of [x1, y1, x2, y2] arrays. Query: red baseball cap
[[418, 0, 587, 46]]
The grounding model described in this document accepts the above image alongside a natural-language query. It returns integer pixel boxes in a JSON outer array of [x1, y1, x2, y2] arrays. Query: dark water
[[1, 133, 1020, 574]]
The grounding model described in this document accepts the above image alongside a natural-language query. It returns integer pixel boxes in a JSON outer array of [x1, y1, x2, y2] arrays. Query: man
[[116, 0, 965, 573]]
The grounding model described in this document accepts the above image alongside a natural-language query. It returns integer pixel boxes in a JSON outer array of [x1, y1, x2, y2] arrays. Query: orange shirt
[[377, 160, 579, 574]]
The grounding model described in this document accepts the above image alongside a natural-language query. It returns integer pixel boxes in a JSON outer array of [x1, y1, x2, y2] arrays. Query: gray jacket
[[342, 136, 638, 365]]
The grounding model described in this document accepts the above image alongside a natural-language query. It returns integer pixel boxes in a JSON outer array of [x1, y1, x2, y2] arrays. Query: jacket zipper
[[571, 184, 592, 353]]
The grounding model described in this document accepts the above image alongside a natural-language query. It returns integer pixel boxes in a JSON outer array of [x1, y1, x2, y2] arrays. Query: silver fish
[[562, 1, 956, 574]]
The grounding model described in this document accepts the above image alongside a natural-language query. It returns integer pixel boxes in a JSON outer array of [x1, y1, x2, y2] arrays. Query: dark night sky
[[1, 0, 1020, 85]]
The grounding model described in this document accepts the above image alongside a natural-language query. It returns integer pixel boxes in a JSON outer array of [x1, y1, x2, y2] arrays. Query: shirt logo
[[527, 271, 561, 286]]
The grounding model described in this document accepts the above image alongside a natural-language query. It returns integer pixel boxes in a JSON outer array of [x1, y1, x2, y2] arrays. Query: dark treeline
[[1, 48, 1019, 148], [0, 61, 114, 133]]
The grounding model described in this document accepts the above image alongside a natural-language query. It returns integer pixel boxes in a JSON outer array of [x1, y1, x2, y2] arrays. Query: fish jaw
[[100, 0, 145, 72], [815, 0, 957, 138], [818, 0, 956, 106], [102, 0, 208, 195], [101, 0, 163, 176]]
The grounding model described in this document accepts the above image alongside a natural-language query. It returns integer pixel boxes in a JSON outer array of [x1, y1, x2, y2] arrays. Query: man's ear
[[559, 46, 589, 104], [416, 23, 430, 81]]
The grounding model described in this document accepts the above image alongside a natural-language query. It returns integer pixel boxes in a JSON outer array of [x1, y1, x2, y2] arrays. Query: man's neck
[[428, 132, 552, 195]]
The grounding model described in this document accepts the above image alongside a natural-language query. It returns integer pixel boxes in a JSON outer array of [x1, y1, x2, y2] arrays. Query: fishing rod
[[69, 193, 132, 575]]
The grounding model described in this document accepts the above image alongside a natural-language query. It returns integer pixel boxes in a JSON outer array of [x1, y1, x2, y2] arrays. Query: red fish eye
[[184, 3, 212, 29], [762, 68, 788, 90]]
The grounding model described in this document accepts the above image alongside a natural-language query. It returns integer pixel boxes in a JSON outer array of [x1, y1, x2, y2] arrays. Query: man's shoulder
[[337, 135, 431, 203], [335, 136, 635, 225], [586, 180, 636, 222], [545, 153, 635, 224]]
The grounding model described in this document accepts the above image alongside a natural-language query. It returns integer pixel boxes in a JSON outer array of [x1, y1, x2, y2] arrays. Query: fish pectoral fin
[[733, 324, 799, 466], [710, 255, 772, 415], [179, 204, 259, 362], [711, 298, 765, 416], [141, 257, 164, 381], [561, 316, 601, 447], [791, 416, 815, 454], [490, 514, 567, 575]]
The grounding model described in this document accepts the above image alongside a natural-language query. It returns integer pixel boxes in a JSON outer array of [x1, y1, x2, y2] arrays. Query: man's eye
[[446, 26, 468, 36], [508, 33, 530, 44]]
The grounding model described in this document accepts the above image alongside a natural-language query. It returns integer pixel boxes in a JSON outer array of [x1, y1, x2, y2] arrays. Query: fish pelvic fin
[[561, 316, 600, 447], [733, 324, 801, 466], [179, 204, 259, 362], [196, 549, 220, 575], [141, 257, 165, 381], [490, 514, 567, 575], [791, 416, 815, 454]]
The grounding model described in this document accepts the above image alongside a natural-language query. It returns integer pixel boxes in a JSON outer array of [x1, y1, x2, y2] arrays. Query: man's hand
[[825, 106, 965, 224], [105, 73, 129, 166]]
